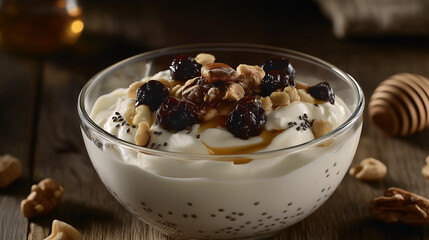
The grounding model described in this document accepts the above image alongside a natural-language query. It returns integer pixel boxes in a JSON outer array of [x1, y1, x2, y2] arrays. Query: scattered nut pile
[[124, 53, 336, 146]]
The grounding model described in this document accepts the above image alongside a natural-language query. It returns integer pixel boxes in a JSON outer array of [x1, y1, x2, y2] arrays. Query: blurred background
[[1, 0, 428, 72]]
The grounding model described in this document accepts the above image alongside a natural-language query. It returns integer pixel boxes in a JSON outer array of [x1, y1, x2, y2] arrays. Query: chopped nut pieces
[[370, 187, 429, 225], [45, 220, 81, 240], [421, 155, 429, 179], [21, 178, 64, 218], [132, 105, 152, 126], [260, 96, 273, 112], [311, 119, 333, 146], [270, 91, 290, 107], [236, 64, 265, 86], [0, 154, 22, 188], [194, 53, 215, 66], [201, 63, 238, 83], [297, 89, 315, 103], [349, 157, 387, 181], [128, 81, 146, 99], [135, 122, 151, 146], [284, 86, 300, 102], [311, 119, 333, 138], [223, 82, 245, 102]]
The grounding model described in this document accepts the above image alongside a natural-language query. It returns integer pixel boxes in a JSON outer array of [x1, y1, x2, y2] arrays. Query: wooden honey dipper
[[369, 73, 429, 136]]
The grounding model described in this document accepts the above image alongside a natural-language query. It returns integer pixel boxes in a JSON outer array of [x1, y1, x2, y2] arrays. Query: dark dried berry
[[170, 55, 202, 81], [308, 82, 335, 104], [156, 97, 199, 132], [259, 70, 295, 97], [226, 96, 266, 139], [261, 57, 295, 78], [136, 80, 170, 111]]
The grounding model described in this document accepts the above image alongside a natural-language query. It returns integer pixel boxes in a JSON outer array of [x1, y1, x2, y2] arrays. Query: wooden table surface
[[1, 1, 429, 239]]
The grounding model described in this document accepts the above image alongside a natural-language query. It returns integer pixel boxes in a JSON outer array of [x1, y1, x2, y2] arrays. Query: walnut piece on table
[[370, 187, 429, 225], [21, 178, 64, 218]]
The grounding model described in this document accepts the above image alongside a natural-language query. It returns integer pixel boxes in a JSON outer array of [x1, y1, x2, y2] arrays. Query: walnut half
[[370, 187, 429, 225], [21, 178, 64, 218]]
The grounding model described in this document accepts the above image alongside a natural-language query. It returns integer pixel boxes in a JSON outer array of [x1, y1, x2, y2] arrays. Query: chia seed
[[115, 112, 120, 115]]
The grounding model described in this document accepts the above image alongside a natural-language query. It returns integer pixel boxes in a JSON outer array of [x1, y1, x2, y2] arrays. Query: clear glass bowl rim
[[77, 43, 365, 159]]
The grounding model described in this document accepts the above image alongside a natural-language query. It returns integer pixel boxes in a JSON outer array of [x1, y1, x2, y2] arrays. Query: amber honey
[[0, 0, 84, 54]]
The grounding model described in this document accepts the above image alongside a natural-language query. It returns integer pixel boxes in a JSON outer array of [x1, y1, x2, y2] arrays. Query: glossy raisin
[[261, 57, 295, 78], [226, 96, 266, 139], [169, 55, 202, 81], [259, 70, 295, 97], [156, 97, 199, 132], [308, 82, 335, 104], [136, 80, 170, 111]]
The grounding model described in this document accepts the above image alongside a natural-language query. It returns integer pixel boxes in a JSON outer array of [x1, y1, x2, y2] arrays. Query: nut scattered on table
[[370, 187, 429, 225], [0, 154, 22, 188], [21, 178, 64, 218], [422, 155, 429, 179], [349, 157, 387, 181], [44, 220, 81, 240]]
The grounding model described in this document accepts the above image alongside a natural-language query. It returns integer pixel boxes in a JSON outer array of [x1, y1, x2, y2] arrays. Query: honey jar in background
[[0, 0, 84, 54]]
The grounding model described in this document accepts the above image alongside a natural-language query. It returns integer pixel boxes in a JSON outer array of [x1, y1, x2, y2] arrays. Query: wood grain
[[0, 54, 40, 240], [0, 1, 429, 239]]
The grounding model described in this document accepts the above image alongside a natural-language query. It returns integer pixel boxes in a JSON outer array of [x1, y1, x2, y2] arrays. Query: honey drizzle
[[202, 129, 284, 155]]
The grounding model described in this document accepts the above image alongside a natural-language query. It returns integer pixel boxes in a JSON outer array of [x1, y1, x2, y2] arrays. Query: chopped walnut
[[21, 178, 64, 218], [194, 53, 215, 65], [45, 220, 81, 240], [223, 82, 245, 102], [0, 154, 22, 188], [297, 89, 315, 103], [270, 91, 290, 107], [201, 63, 238, 83], [260, 96, 273, 112], [203, 108, 218, 122], [236, 64, 265, 86], [171, 84, 185, 98], [135, 122, 151, 146], [349, 157, 387, 181], [127, 81, 146, 99], [182, 85, 204, 103], [370, 187, 429, 225], [284, 86, 300, 102], [132, 105, 152, 127], [311, 119, 333, 146]]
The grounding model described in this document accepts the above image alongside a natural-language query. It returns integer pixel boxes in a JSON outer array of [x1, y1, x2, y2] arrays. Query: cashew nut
[[194, 53, 215, 65], [349, 157, 387, 181], [45, 220, 81, 240]]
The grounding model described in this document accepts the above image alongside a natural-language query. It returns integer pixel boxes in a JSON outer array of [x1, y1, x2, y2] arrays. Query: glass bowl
[[78, 43, 364, 240]]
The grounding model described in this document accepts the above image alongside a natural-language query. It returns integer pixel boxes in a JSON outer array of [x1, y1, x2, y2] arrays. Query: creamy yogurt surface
[[88, 54, 352, 179]]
